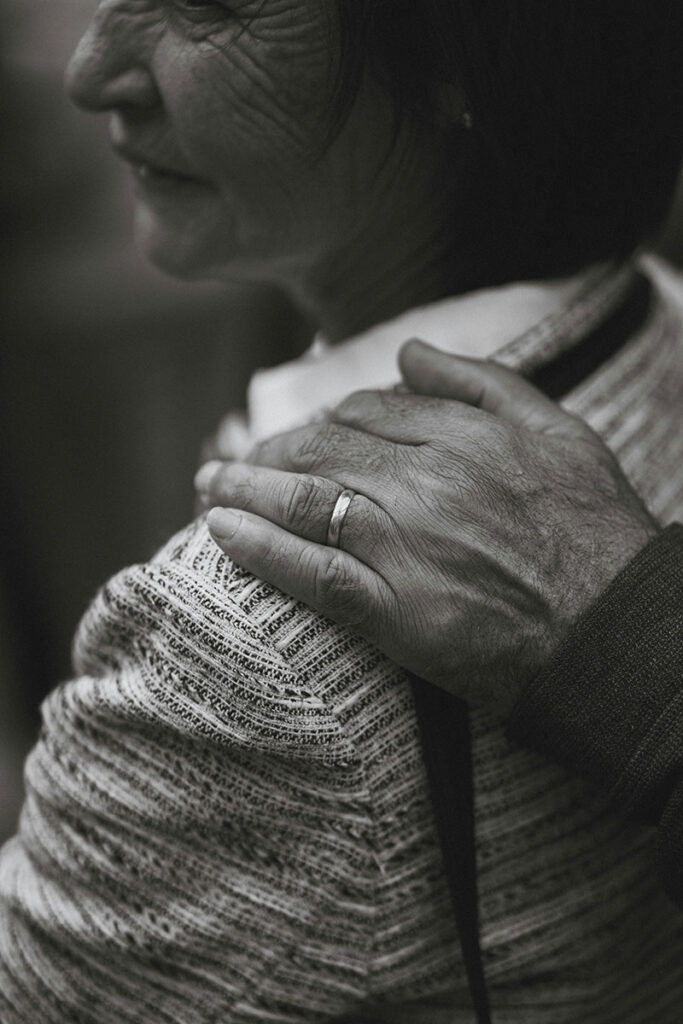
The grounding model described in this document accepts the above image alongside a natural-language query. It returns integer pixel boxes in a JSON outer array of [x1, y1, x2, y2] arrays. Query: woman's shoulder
[[69, 514, 415, 761], [3, 517, 389, 1022]]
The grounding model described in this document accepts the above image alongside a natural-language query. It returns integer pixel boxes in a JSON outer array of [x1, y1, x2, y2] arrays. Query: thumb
[[399, 338, 584, 436]]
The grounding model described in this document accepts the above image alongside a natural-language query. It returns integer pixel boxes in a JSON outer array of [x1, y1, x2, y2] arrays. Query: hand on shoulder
[[197, 340, 657, 716]]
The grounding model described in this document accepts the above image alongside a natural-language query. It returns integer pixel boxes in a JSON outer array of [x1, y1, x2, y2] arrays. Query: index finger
[[248, 419, 405, 482], [330, 388, 479, 444]]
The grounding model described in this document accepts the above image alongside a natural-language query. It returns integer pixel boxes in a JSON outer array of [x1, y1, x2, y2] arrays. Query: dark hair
[[334, 1, 683, 280]]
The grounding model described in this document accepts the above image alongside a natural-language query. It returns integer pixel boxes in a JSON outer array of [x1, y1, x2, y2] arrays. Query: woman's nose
[[65, 1, 160, 113]]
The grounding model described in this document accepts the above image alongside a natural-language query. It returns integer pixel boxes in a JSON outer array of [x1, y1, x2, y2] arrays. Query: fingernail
[[207, 507, 241, 541], [194, 459, 223, 495]]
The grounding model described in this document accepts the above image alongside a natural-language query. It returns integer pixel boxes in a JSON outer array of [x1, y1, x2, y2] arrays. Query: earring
[[438, 83, 474, 130]]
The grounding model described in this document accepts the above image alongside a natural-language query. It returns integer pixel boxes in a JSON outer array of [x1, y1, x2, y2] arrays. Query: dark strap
[[409, 271, 653, 1024], [410, 679, 492, 1023], [528, 272, 652, 398]]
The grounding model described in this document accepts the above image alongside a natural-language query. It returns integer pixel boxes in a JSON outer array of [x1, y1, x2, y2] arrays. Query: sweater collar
[[247, 262, 632, 442]]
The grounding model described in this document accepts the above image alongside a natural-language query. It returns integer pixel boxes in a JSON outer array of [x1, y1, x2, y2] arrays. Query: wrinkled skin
[[65, 0, 464, 336], [198, 341, 658, 715]]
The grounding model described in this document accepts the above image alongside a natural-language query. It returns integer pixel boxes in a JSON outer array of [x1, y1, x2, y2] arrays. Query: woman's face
[[66, 0, 404, 285]]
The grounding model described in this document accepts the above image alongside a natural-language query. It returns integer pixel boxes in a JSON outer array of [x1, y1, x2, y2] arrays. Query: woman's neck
[[299, 229, 488, 344], [281, 135, 499, 344]]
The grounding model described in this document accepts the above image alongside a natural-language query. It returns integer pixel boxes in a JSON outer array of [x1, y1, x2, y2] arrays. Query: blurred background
[[1, 0, 683, 842], [1, 0, 308, 840]]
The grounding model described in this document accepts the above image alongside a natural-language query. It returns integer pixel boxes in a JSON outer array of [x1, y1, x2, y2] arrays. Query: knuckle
[[313, 552, 364, 627], [315, 550, 348, 599], [281, 475, 328, 533], [288, 427, 332, 473], [334, 388, 382, 420], [214, 463, 256, 508], [249, 428, 302, 469], [334, 390, 370, 418]]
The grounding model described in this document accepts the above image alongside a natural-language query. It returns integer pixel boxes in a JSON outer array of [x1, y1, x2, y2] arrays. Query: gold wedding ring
[[326, 489, 355, 548]]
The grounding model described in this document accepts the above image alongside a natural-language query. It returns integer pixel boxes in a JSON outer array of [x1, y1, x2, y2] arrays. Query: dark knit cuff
[[508, 523, 683, 825]]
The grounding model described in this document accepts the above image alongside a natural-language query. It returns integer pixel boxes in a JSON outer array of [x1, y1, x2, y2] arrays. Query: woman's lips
[[111, 141, 207, 187], [134, 162, 200, 185]]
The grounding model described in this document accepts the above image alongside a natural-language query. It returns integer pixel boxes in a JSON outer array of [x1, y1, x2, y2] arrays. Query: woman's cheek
[[172, 12, 333, 160], [143, 9, 340, 268]]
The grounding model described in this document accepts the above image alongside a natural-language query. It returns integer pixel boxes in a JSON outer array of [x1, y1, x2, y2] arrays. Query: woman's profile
[[1, 3, 683, 1022]]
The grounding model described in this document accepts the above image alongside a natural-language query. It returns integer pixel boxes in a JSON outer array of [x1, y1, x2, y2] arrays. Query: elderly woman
[[2, 2, 683, 1023]]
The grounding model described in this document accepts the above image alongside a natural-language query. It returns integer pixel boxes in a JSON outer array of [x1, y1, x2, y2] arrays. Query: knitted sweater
[[2, 261, 683, 1023]]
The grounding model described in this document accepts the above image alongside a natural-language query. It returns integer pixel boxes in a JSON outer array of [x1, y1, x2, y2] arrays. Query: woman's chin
[[132, 200, 233, 281], [132, 201, 301, 289]]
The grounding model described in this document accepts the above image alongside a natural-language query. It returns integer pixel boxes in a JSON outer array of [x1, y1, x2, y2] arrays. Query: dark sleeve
[[507, 522, 683, 908]]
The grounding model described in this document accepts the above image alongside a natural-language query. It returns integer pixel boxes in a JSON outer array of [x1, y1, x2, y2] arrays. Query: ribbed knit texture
[[2, 262, 683, 1023], [509, 523, 683, 905]]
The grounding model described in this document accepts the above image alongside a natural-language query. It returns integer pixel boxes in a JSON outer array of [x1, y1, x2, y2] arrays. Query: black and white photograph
[[1, 2, 682, 1021]]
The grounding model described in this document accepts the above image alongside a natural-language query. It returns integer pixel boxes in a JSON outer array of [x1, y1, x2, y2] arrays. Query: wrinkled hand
[[196, 340, 657, 715]]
